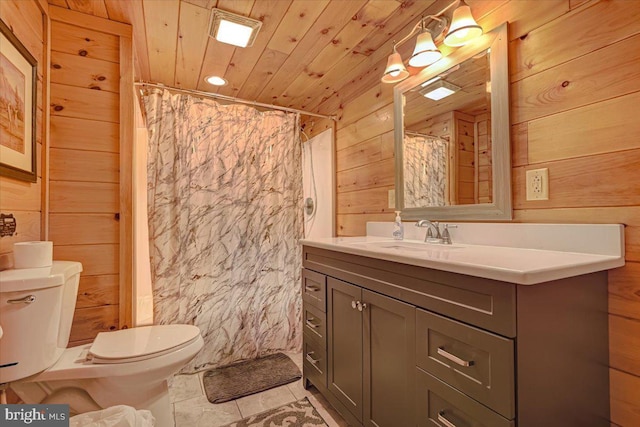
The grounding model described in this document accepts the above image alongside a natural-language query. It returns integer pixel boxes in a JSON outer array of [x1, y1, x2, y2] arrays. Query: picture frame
[[0, 18, 37, 182]]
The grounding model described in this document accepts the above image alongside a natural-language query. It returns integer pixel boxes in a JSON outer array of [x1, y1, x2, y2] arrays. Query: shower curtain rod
[[135, 81, 336, 121]]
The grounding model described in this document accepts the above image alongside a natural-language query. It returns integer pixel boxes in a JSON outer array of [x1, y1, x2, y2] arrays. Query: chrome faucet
[[416, 220, 442, 243], [416, 221, 458, 244]]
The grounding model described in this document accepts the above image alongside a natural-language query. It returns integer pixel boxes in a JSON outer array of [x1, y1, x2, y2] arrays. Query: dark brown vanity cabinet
[[302, 245, 610, 427], [326, 277, 415, 427]]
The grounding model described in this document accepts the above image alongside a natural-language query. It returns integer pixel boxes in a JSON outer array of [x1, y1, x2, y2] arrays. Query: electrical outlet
[[526, 168, 549, 200], [388, 189, 395, 209]]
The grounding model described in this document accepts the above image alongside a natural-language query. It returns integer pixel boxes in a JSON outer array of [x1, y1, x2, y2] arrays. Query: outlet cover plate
[[526, 168, 549, 201]]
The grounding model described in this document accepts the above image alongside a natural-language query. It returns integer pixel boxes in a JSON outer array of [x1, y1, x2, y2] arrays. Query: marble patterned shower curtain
[[141, 88, 303, 372], [403, 134, 448, 207]]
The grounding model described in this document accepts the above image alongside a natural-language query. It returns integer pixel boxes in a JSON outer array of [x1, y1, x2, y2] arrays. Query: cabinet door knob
[[351, 300, 357, 309], [437, 411, 458, 427], [357, 302, 367, 312], [437, 347, 474, 367]]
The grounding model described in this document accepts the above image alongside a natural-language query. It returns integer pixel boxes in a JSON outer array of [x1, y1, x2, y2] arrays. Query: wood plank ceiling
[[47, 0, 500, 117]]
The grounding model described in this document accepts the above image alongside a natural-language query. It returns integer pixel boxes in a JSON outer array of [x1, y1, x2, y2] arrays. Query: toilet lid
[[88, 324, 200, 362]]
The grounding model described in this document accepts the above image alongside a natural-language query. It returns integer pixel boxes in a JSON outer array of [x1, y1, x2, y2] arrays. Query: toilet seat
[[87, 324, 201, 364]]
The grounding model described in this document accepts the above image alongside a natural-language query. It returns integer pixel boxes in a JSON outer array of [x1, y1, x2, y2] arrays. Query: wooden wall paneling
[[50, 116, 119, 152], [119, 35, 134, 329], [50, 20, 119, 62], [337, 158, 395, 194], [0, 178, 42, 212], [625, 227, 640, 263], [511, 122, 528, 167], [0, 0, 44, 63], [0, 0, 46, 259], [54, 243, 118, 276], [302, 116, 335, 139], [336, 134, 390, 172], [609, 314, 640, 377], [337, 84, 395, 129], [337, 213, 395, 237], [50, 83, 119, 122], [234, 48, 289, 99], [76, 274, 119, 308], [49, 181, 118, 213], [253, 0, 366, 103], [337, 186, 395, 215], [610, 367, 640, 427], [41, 1, 51, 240], [49, 214, 119, 245], [49, 3, 131, 36], [0, 211, 41, 255], [50, 50, 120, 92], [525, 91, 640, 164], [513, 149, 640, 210], [281, 0, 401, 109], [48, 0, 69, 8], [64, 0, 109, 19], [512, 34, 640, 126], [49, 148, 119, 183], [216, 0, 293, 97], [509, 0, 640, 82], [609, 262, 640, 321], [69, 304, 119, 343], [336, 104, 394, 151], [173, 1, 210, 88], [265, 0, 329, 56]]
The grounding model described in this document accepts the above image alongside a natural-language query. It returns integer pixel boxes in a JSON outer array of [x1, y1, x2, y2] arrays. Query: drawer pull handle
[[305, 285, 320, 292], [305, 319, 319, 329], [305, 352, 320, 365], [7, 295, 36, 304], [437, 347, 474, 367], [437, 411, 458, 427]]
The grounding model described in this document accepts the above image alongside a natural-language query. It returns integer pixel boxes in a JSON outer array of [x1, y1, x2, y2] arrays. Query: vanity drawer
[[303, 303, 326, 348], [417, 368, 514, 427], [302, 269, 326, 312], [416, 309, 515, 419], [303, 338, 327, 388]]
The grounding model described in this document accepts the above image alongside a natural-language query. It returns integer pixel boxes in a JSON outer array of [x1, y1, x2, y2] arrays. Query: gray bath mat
[[203, 353, 302, 403], [222, 397, 328, 427]]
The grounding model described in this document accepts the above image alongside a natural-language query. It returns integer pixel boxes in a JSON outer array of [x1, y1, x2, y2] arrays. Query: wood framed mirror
[[394, 23, 511, 220]]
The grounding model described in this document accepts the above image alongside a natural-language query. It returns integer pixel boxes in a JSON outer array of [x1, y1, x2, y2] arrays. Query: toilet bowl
[[0, 261, 203, 427]]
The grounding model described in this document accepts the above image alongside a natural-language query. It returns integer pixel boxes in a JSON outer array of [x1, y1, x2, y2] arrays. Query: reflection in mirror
[[394, 23, 511, 220], [403, 49, 490, 208]]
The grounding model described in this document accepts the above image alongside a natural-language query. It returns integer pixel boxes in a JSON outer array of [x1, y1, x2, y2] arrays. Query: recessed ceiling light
[[209, 8, 262, 48], [205, 75, 227, 86], [419, 80, 461, 101]]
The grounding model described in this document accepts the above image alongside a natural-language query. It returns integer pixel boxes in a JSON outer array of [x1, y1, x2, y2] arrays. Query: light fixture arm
[[390, 0, 461, 51]]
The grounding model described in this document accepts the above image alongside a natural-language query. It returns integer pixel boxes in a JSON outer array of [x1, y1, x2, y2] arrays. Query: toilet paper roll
[[13, 241, 53, 269]]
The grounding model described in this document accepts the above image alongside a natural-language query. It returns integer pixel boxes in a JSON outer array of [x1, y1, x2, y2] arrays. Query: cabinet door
[[327, 277, 363, 422], [363, 290, 416, 427]]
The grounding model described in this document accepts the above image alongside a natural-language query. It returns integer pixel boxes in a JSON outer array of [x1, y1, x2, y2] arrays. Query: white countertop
[[300, 223, 625, 285]]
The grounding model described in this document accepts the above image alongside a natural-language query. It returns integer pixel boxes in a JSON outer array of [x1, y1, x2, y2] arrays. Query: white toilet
[[0, 261, 203, 427]]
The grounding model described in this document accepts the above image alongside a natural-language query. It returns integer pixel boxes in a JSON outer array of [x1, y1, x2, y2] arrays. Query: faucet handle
[[442, 224, 458, 245]]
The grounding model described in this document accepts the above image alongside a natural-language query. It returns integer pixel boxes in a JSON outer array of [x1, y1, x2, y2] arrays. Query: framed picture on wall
[[0, 18, 37, 182]]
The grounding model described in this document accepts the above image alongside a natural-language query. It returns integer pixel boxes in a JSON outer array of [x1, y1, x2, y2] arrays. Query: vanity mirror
[[394, 23, 511, 220]]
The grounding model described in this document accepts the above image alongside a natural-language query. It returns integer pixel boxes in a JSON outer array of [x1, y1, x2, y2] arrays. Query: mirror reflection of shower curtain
[[403, 134, 448, 208], [141, 88, 303, 373]]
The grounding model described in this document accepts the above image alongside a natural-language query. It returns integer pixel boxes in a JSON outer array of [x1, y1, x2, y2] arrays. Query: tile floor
[[169, 352, 348, 426]]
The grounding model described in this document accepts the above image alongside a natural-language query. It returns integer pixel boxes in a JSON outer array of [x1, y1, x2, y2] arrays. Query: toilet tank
[[0, 261, 82, 384]]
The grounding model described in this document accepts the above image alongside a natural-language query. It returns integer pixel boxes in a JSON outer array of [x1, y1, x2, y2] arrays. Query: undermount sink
[[347, 240, 463, 251]]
